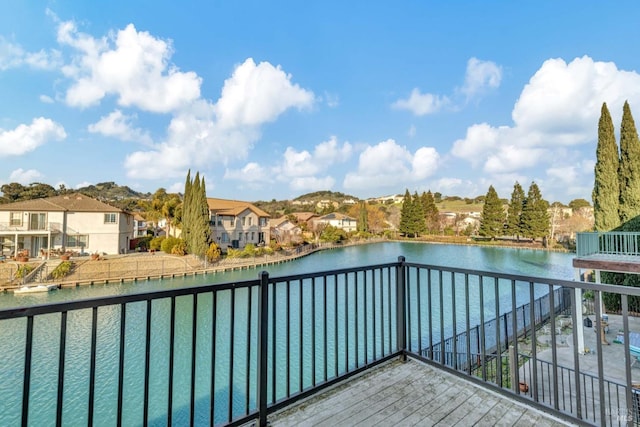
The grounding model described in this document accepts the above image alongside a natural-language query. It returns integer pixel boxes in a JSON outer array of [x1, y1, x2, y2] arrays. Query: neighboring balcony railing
[[577, 231, 640, 257], [2, 257, 640, 426], [0, 221, 62, 232]]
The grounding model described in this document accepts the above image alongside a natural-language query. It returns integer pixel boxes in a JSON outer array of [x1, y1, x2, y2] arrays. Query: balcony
[[1, 257, 640, 426], [575, 232, 640, 274]]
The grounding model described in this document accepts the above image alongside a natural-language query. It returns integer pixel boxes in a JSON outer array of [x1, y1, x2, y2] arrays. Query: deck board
[[269, 358, 574, 427]]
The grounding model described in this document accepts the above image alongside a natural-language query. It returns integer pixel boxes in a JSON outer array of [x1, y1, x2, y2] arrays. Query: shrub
[[51, 261, 73, 280], [206, 242, 221, 261], [226, 248, 242, 258], [160, 236, 181, 253], [171, 240, 187, 256], [15, 264, 35, 279], [243, 243, 256, 257], [150, 236, 165, 251], [136, 236, 153, 251]]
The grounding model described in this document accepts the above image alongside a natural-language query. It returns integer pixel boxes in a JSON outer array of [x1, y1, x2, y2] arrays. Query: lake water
[[0, 242, 575, 426]]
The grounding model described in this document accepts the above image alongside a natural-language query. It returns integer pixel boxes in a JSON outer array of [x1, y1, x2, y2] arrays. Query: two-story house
[[313, 212, 357, 233], [207, 198, 270, 250], [0, 193, 134, 257]]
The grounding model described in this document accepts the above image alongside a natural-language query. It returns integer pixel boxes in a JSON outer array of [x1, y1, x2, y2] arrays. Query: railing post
[[257, 271, 269, 427], [396, 256, 407, 361]]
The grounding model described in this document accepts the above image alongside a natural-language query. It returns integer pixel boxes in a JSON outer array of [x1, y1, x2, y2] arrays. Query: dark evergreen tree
[[506, 182, 525, 240], [618, 101, 640, 225], [191, 175, 211, 256], [520, 182, 550, 240], [182, 170, 193, 252], [478, 186, 505, 239], [357, 201, 369, 233], [412, 191, 427, 237], [593, 102, 620, 231], [421, 191, 440, 234], [399, 190, 413, 237]]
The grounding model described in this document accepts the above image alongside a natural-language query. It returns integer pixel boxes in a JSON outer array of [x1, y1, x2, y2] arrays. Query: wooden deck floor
[[269, 358, 574, 426]]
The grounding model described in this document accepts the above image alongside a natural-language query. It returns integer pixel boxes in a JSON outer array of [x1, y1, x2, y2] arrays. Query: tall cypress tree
[[506, 182, 525, 239], [421, 191, 439, 234], [191, 175, 211, 256], [412, 191, 427, 237], [478, 185, 505, 239], [618, 101, 640, 225], [182, 169, 193, 248], [520, 182, 549, 240], [593, 102, 620, 231], [399, 190, 412, 237], [357, 201, 369, 233]]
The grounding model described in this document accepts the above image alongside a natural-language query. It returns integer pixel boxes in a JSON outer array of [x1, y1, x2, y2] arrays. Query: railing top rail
[[265, 261, 399, 284], [403, 260, 640, 296]]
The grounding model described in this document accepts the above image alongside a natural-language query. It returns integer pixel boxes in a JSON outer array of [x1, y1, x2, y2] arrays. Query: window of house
[[242, 216, 246, 226], [248, 217, 253, 226], [10, 212, 22, 226], [230, 216, 235, 227], [29, 213, 47, 230], [67, 235, 89, 248], [245, 232, 249, 241], [221, 233, 229, 243], [251, 231, 255, 241], [104, 213, 117, 224], [238, 232, 242, 241], [259, 218, 267, 227]]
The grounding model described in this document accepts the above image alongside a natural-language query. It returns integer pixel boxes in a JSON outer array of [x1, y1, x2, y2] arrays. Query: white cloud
[[451, 56, 640, 184], [0, 36, 62, 71], [74, 181, 93, 189], [392, 88, 449, 116], [224, 162, 271, 183], [58, 21, 201, 112], [344, 139, 440, 190], [9, 168, 43, 184], [39, 95, 55, 104], [0, 117, 66, 156], [215, 58, 315, 129], [88, 110, 153, 145], [290, 176, 335, 191], [460, 57, 502, 98], [408, 125, 416, 138]]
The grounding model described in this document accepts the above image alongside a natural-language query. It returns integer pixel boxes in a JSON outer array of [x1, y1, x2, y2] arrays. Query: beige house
[[270, 216, 304, 245], [208, 198, 270, 249], [0, 193, 134, 257], [314, 212, 357, 233]]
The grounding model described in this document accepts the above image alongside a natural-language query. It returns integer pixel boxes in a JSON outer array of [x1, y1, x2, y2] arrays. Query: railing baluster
[[439, 270, 444, 366], [323, 275, 328, 383], [378, 268, 384, 358], [21, 315, 34, 427], [464, 274, 471, 375], [396, 257, 406, 360], [594, 290, 606, 426], [387, 267, 392, 355], [569, 288, 582, 420], [144, 300, 152, 426], [494, 277, 501, 387], [299, 279, 304, 391], [246, 286, 253, 415], [210, 292, 217, 427], [257, 272, 269, 427], [479, 275, 486, 381], [286, 280, 291, 397], [451, 273, 457, 370], [168, 296, 176, 426], [427, 268, 433, 360], [344, 273, 349, 372], [334, 274, 338, 377], [312, 277, 317, 385], [88, 307, 98, 426], [354, 272, 359, 368], [227, 289, 236, 423], [57, 311, 68, 427], [414, 267, 420, 355], [510, 279, 518, 393], [622, 294, 633, 427]]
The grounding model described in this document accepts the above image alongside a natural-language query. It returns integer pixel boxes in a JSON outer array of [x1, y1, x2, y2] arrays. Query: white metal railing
[[576, 232, 640, 257]]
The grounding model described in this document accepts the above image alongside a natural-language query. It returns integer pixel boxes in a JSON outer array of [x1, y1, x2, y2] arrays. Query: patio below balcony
[[270, 357, 571, 426]]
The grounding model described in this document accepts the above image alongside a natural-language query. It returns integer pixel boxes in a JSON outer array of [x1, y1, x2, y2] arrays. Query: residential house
[[314, 212, 357, 233], [133, 213, 148, 238], [207, 198, 270, 249], [0, 193, 134, 257], [269, 216, 303, 245]]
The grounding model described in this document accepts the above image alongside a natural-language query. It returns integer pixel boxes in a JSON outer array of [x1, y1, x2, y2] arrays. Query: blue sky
[[2, 2, 640, 203]]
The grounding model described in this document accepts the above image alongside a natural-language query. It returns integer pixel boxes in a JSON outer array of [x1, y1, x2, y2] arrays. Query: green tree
[[357, 201, 369, 233], [412, 191, 427, 237], [478, 185, 505, 240], [182, 170, 193, 248], [592, 102, 620, 231], [520, 182, 550, 240], [421, 191, 440, 234], [506, 182, 525, 240], [399, 190, 413, 237], [568, 198, 591, 211], [618, 101, 640, 225]]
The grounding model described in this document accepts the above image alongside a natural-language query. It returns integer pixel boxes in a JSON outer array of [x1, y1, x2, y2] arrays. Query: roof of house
[[318, 212, 356, 221], [289, 212, 318, 222], [207, 198, 270, 217], [0, 193, 124, 213], [269, 216, 291, 228]]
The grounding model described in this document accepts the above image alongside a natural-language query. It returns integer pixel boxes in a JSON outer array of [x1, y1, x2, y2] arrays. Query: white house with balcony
[[208, 198, 271, 250], [0, 193, 134, 257], [313, 212, 357, 233]]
